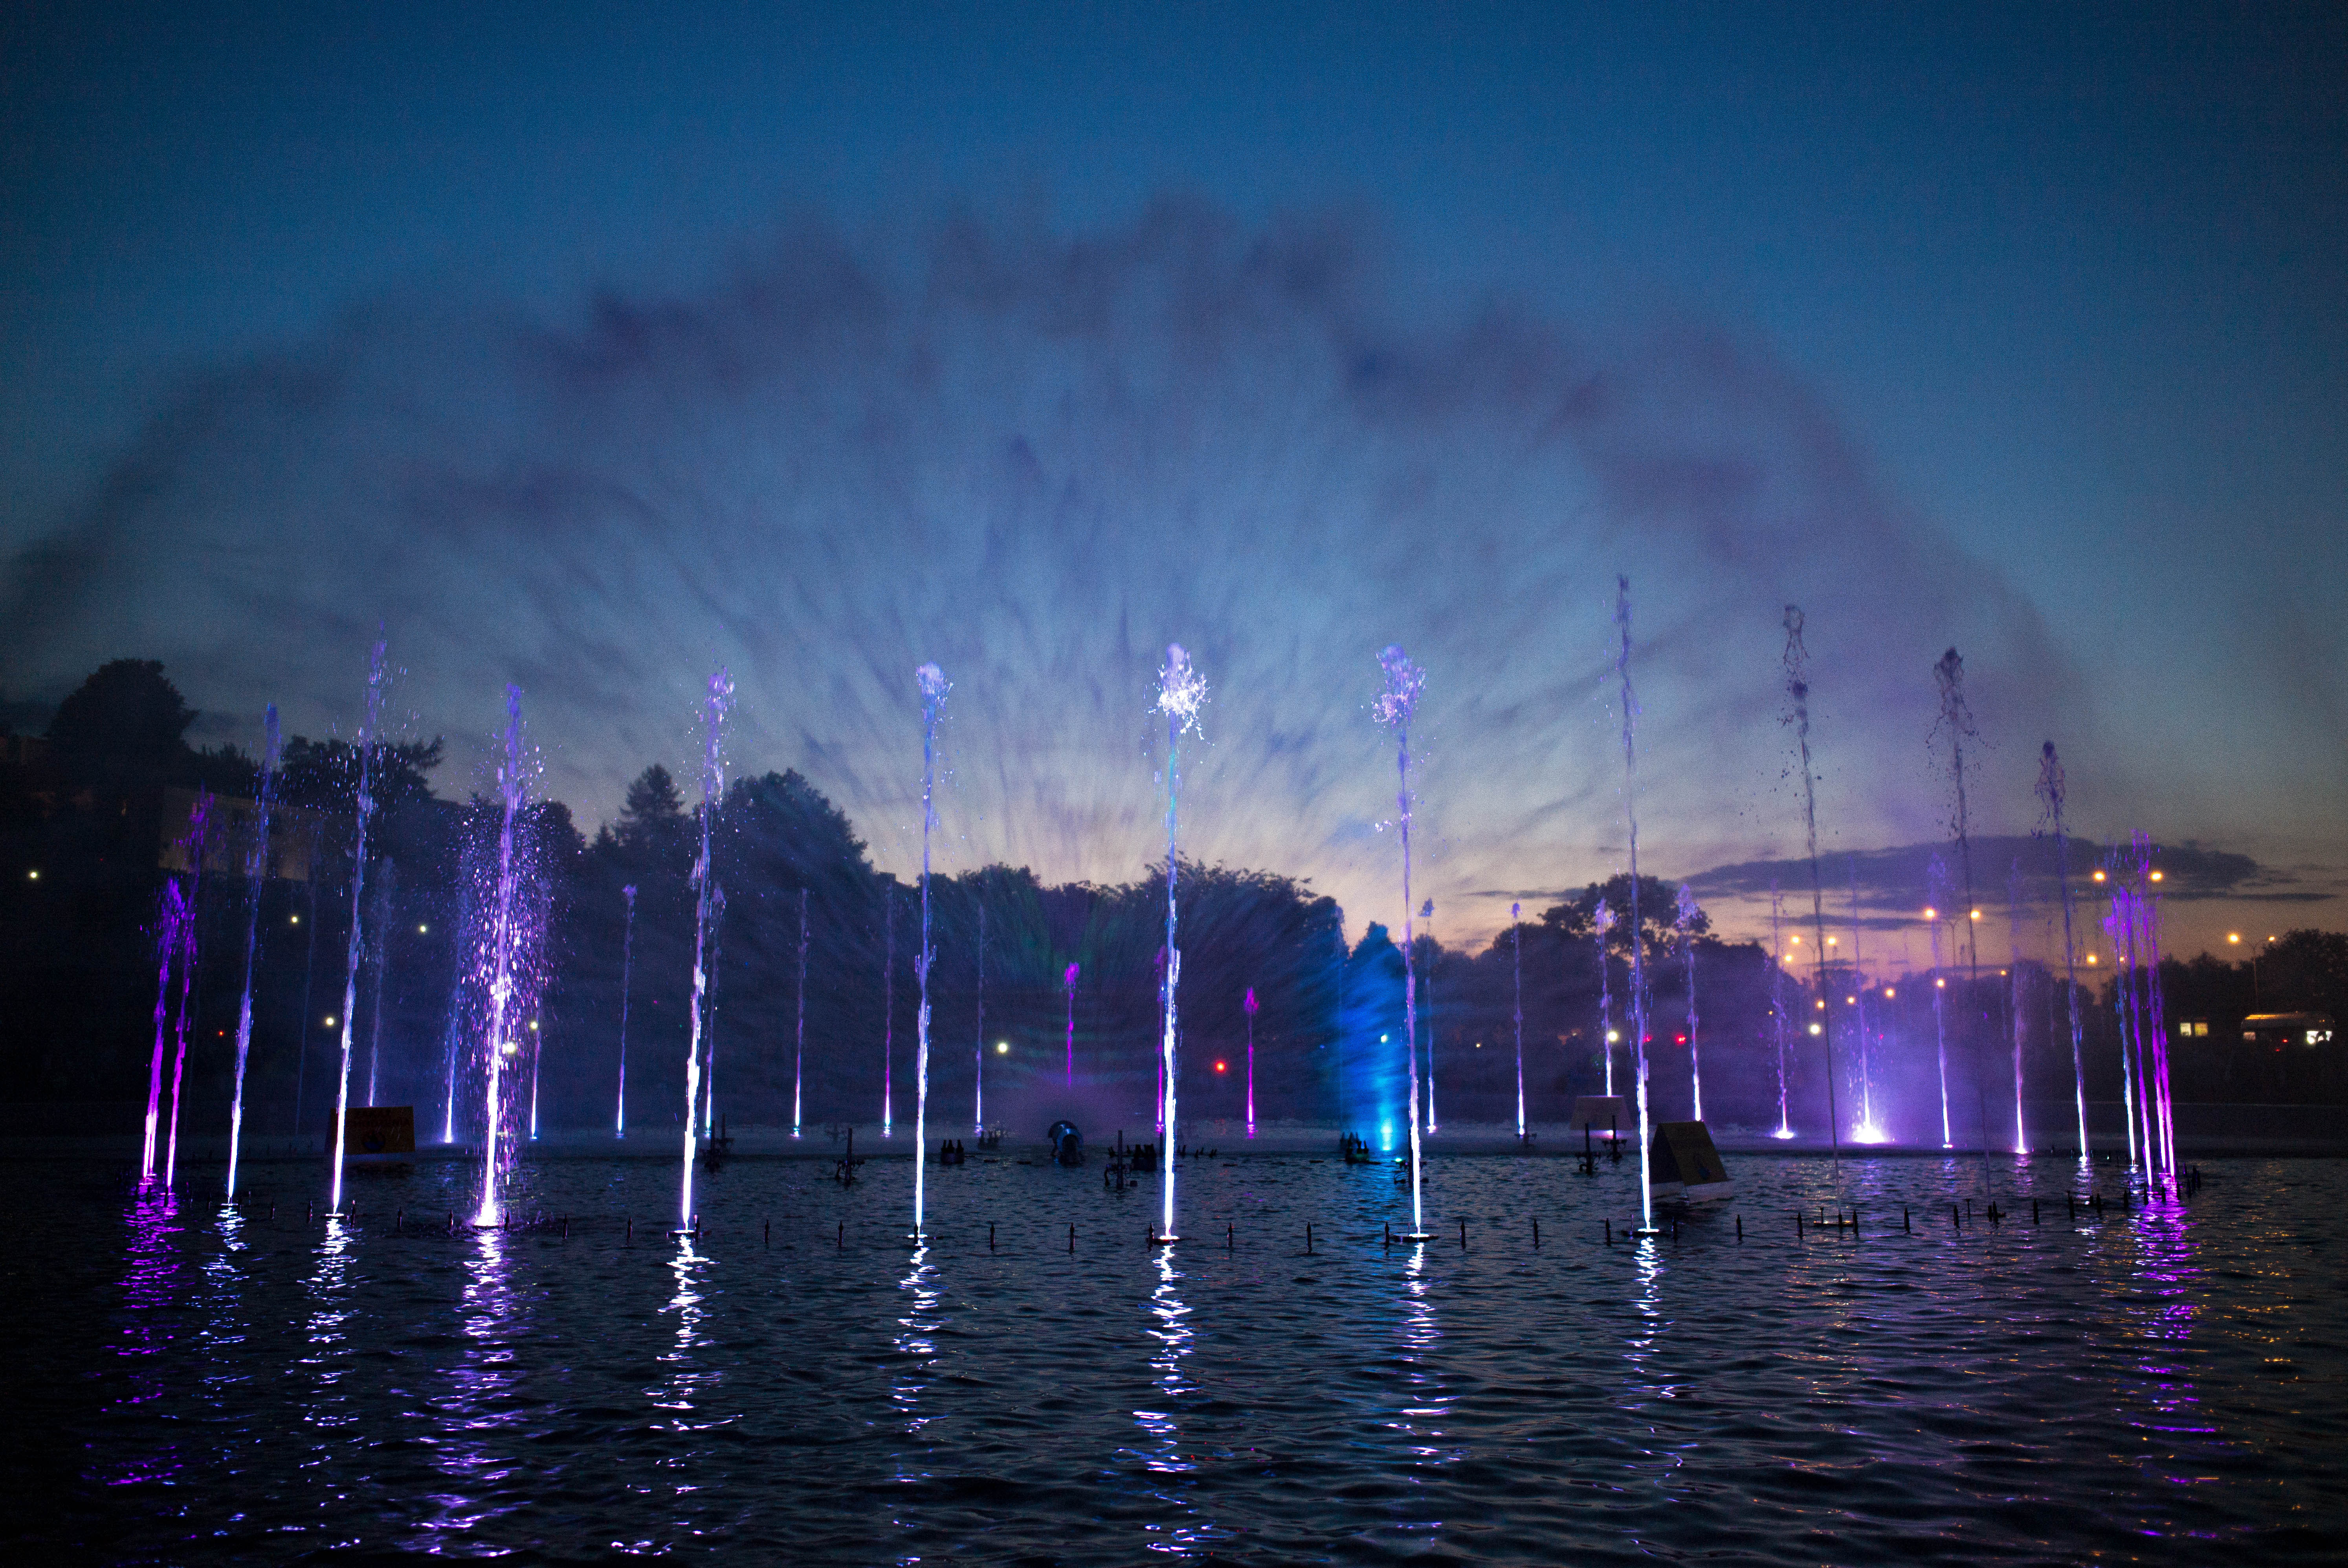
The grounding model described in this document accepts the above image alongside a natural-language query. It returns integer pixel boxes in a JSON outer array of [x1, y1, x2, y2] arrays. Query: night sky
[[4, 3, 2342, 959]]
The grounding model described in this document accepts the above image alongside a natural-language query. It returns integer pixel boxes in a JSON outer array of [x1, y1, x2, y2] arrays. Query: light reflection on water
[[18, 1152, 2348, 1565]]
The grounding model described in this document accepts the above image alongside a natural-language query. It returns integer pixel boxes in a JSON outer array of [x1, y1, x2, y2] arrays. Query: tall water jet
[[440, 875, 472, 1144], [1156, 645, 1207, 1242], [675, 669, 731, 1231], [364, 859, 396, 1106], [1372, 644, 1429, 1238], [225, 706, 281, 1199], [1927, 858, 1954, 1148], [881, 886, 895, 1136], [1614, 581, 1658, 1236], [1781, 607, 1840, 1170], [1510, 903, 1526, 1139], [912, 661, 949, 1239], [327, 638, 387, 1218], [1676, 884, 1703, 1123], [1593, 899, 1617, 1096], [2007, 859, 2029, 1153], [1063, 962, 1079, 1088], [2127, 835, 2177, 1183], [1932, 647, 1993, 1172], [792, 888, 808, 1138], [972, 902, 987, 1136], [2037, 744, 2091, 1162], [473, 687, 529, 1227], [1847, 859, 1877, 1140], [1421, 898, 1438, 1132], [142, 872, 188, 1181], [2113, 864, 2151, 1169], [1768, 882, 1794, 1138], [528, 1005, 543, 1140], [163, 791, 212, 1191], [700, 885, 728, 1137], [1244, 986, 1258, 1138], [616, 884, 637, 1137]]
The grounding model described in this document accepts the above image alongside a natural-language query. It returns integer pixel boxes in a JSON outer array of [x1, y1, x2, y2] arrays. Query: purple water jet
[[1244, 985, 1258, 1138], [1614, 580, 1657, 1235], [1510, 903, 1526, 1139], [224, 706, 280, 1198], [1768, 882, 1793, 1138], [1155, 644, 1206, 1242], [1593, 898, 1617, 1097], [473, 686, 530, 1227], [972, 903, 987, 1136], [616, 883, 637, 1138], [363, 859, 396, 1107], [676, 668, 732, 1233], [1676, 883, 1703, 1124], [1372, 643, 1429, 1239], [881, 885, 895, 1137], [327, 638, 387, 1217], [1062, 962, 1079, 1088], [792, 887, 807, 1138], [1420, 898, 1438, 1134], [2036, 743, 2091, 1161], [163, 791, 211, 1191], [914, 661, 948, 1238], [1927, 857, 1954, 1148], [1781, 607, 1840, 1170], [1932, 646, 1993, 1174]]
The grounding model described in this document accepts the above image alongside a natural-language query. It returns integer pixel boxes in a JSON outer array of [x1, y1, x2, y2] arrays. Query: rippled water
[[9, 1146, 2346, 1564]]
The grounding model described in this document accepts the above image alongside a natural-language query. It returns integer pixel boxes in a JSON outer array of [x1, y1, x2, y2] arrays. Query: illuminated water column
[[616, 884, 636, 1137], [163, 791, 213, 1191], [1372, 645, 1430, 1240], [1783, 607, 1840, 1169], [2038, 744, 2092, 1163], [1244, 987, 1258, 1138], [1155, 645, 1207, 1242], [1615, 581, 1657, 1237], [1676, 883, 1703, 1124], [226, 707, 281, 1198], [912, 662, 949, 1238], [473, 687, 528, 1227], [1510, 904, 1526, 1139], [675, 669, 732, 1234], [328, 639, 387, 1217], [792, 888, 808, 1138]]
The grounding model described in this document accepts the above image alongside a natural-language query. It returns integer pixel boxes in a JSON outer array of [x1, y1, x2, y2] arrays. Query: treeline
[[5, 659, 2344, 1141]]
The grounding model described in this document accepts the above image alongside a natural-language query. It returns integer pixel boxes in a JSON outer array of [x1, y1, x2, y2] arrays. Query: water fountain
[[792, 887, 807, 1138], [2104, 869, 2141, 1171], [2007, 859, 2029, 1153], [289, 876, 320, 1137], [440, 874, 471, 1145], [1676, 883, 1703, 1123], [700, 884, 727, 1137], [972, 902, 987, 1136], [912, 661, 948, 1240], [1768, 882, 1793, 1138], [1244, 985, 1258, 1138], [363, 859, 396, 1107], [1421, 899, 1438, 1133], [473, 687, 530, 1228], [1062, 962, 1079, 1088], [2037, 743, 2091, 1161], [1510, 903, 1526, 1139], [676, 668, 732, 1234], [327, 638, 387, 1218], [1593, 898, 1616, 1096], [616, 884, 636, 1138], [1372, 644, 1430, 1240], [1613, 581, 1657, 1236], [881, 885, 895, 1137], [225, 705, 280, 1199], [1927, 857, 1954, 1148], [1782, 607, 1839, 1168], [1154, 644, 1206, 1243], [1933, 646, 1994, 1171], [163, 790, 212, 1190], [1847, 859, 1879, 1141], [141, 866, 187, 1183]]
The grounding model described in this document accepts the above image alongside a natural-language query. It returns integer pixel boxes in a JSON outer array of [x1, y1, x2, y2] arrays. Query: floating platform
[[1649, 1120, 1733, 1200]]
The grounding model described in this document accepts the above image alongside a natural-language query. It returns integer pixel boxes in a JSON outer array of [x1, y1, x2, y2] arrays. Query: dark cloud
[[2, 199, 2081, 943]]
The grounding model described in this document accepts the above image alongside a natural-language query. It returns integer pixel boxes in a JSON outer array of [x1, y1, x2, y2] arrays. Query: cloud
[[2, 198, 2080, 943]]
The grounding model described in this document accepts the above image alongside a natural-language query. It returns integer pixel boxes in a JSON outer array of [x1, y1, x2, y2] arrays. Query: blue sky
[[4, 2, 2341, 955]]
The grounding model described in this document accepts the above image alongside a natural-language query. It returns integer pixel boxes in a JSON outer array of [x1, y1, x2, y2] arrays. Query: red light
[[1214, 1060, 1227, 1072]]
